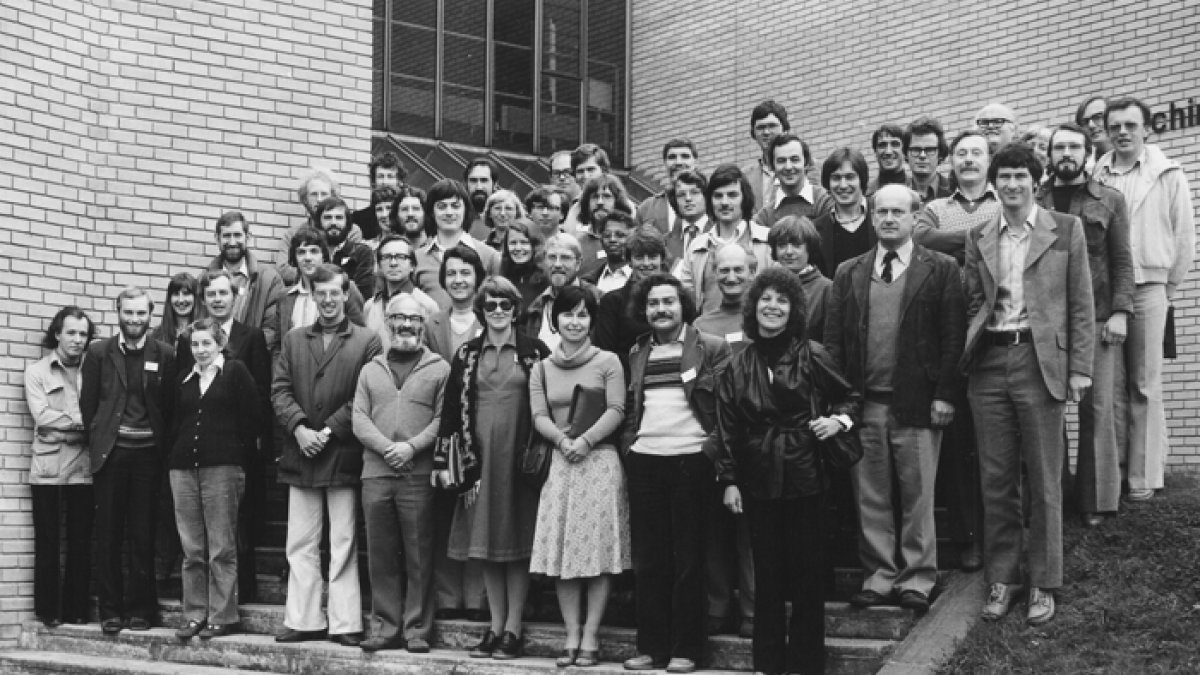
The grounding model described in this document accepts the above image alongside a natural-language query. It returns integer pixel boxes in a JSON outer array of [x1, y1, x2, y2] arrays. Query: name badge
[[725, 331, 744, 343], [144, 362, 159, 372], [680, 367, 697, 383], [596, 250, 607, 259]]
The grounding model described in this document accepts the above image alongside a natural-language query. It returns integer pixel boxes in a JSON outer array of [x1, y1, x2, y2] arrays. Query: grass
[[939, 473, 1200, 674]]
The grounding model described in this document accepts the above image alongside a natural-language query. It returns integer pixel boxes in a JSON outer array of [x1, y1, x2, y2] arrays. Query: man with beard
[[524, 186, 566, 239], [273, 264, 383, 646], [637, 138, 700, 239], [581, 210, 635, 294], [752, 134, 835, 230], [519, 232, 601, 352], [974, 102, 1020, 155], [353, 294, 450, 653], [904, 117, 953, 203], [692, 242, 756, 638], [620, 274, 730, 674], [682, 165, 771, 314], [352, 152, 406, 242], [1036, 122, 1134, 527], [561, 144, 635, 236], [201, 211, 284, 352], [576, 174, 635, 270], [81, 287, 177, 635], [389, 185, 429, 248], [464, 157, 500, 241], [743, 100, 790, 212], [1094, 96, 1195, 503], [277, 168, 363, 286], [594, 226, 670, 374], [315, 197, 376, 302], [865, 124, 909, 197]]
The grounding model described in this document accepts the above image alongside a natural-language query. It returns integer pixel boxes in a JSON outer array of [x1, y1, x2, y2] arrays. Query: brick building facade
[[0, 0, 1196, 645]]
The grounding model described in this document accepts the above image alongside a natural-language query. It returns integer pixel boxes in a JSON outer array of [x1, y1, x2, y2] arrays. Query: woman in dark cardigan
[[168, 318, 260, 641]]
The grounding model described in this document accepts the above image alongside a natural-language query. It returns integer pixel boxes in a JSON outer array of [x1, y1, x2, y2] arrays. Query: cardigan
[[168, 358, 260, 469]]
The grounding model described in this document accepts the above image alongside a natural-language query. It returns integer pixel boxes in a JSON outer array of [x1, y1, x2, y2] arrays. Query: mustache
[[651, 312, 675, 321]]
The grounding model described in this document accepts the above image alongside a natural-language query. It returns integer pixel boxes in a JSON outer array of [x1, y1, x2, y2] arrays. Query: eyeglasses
[[975, 118, 1012, 130], [551, 169, 573, 179], [908, 146, 940, 157], [386, 313, 425, 324], [1084, 113, 1106, 127], [379, 253, 413, 263], [1108, 121, 1143, 133], [483, 299, 514, 313]]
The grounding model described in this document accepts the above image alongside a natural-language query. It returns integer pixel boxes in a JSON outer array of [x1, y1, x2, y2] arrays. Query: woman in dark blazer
[[168, 318, 260, 641]]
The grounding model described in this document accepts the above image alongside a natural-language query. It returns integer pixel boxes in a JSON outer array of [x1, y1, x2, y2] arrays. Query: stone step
[[20, 623, 893, 675], [0, 650, 263, 674]]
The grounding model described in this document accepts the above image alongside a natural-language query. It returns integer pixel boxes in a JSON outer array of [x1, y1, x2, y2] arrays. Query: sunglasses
[[483, 299, 514, 313]]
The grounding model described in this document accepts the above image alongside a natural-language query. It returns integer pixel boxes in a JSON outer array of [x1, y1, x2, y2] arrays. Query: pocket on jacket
[[31, 446, 61, 480]]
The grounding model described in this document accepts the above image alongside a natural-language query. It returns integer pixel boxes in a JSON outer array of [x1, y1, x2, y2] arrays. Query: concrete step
[[0, 650, 263, 674], [23, 621, 895, 675]]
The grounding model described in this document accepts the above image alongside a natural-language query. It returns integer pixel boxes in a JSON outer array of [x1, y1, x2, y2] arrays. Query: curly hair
[[743, 267, 807, 342]]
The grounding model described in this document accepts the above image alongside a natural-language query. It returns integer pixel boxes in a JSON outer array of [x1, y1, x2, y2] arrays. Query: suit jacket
[[199, 252, 284, 352], [620, 326, 731, 461], [742, 158, 776, 214], [424, 308, 482, 363], [960, 208, 1095, 401], [175, 320, 273, 437], [272, 320, 383, 488], [80, 336, 177, 474], [636, 191, 694, 261], [825, 244, 966, 427]]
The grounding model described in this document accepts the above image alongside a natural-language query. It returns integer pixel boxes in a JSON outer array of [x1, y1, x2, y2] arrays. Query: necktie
[[684, 224, 699, 251], [881, 250, 898, 283]]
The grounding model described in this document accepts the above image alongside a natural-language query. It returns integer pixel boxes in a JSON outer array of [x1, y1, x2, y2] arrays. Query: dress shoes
[[492, 631, 522, 659], [360, 635, 406, 652], [469, 629, 497, 658], [275, 628, 327, 643], [666, 657, 697, 673], [330, 632, 363, 647], [981, 583, 1021, 621], [406, 637, 431, 653], [849, 589, 893, 608], [175, 620, 204, 640], [199, 623, 237, 640], [126, 617, 151, 631], [100, 618, 123, 636], [898, 590, 930, 612], [1026, 587, 1056, 626]]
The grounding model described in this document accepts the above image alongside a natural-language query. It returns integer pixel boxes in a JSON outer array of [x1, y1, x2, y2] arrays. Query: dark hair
[[749, 99, 790, 138], [661, 138, 698, 161], [374, 234, 416, 265], [388, 184, 427, 235], [1074, 95, 1106, 126], [767, 215, 821, 260], [628, 273, 697, 327], [904, 116, 950, 160], [464, 157, 500, 184], [625, 225, 668, 262], [422, 179, 476, 238], [371, 185, 399, 208], [524, 186, 559, 213], [42, 305, 95, 350], [314, 196, 350, 224], [198, 268, 235, 297], [158, 272, 199, 339], [214, 210, 247, 236], [767, 133, 813, 168], [987, 142, 1044, 185], [672, 168, 708, 193], [369, 152, 407, 185], [743, 267, 807, 342], [570, 143, 611, 173], [950, 129, 990, 156], [184, 316, 228, 348], [578, 174, 633, 227], [871, 124, 905, 150], [499, 217, 545, 281], [1103, 95, 1153, 131], [311, 262, 350, 293], [550, 284, 599, 332], [704, 164, 756, 222], [597, 209, 636, 234], [439, 243, 487, 293], [1047, 121, 1094, 160], [473, 276, 523, 326], [820, 147, 869, 193], [288, 226, 331, 268]]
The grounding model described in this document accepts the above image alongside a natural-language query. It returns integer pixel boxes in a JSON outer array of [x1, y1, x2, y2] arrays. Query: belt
[[985, 329, 1033, 346]]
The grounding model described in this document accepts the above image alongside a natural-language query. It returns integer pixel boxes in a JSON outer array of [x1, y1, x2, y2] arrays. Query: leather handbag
[[518, 362, 554, 488]]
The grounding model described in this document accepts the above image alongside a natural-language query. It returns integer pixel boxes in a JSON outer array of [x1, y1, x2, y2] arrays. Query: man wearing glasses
[[974, 103, 1020, 155], [1094, 95, 1195, 504], [1074, 96, 1112, 161], [904, 117, 953, 203], [743, 99, 791, 212], [548, 150, 580, 202]]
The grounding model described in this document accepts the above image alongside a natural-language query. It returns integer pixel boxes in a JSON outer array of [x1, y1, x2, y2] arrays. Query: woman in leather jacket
[[715, 267, 860, 675]]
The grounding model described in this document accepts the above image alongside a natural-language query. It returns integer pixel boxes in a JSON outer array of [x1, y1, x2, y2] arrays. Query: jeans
[[171, 466, 245, 625]]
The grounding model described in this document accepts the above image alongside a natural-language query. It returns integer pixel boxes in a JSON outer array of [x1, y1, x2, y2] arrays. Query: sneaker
[[981, 583, 1020, 621], [1126, 489, 1155, 502], [1026, 587, 1056, 626]]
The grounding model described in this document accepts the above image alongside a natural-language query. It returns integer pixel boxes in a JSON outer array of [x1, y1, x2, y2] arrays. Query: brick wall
[[630, 0, 1200, 470], [0, 0, 373, 644]]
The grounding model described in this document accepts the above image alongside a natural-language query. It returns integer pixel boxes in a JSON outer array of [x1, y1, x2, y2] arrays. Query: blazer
[[620, 326, 731, 461], [824, 244, 966, 426], [272, 319, 383, 488], [960, 208, 1095, 401], [424, 308, 482, 363], [80, 336, 177, 474], [199, 252, 284, 352]]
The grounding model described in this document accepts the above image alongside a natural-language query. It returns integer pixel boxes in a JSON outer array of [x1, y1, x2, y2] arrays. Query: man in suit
[[636, 138, 699, 245], [742, 100, 790, 212], [825, 184, 966, 612], [200, 211, 284, 353], [81, 287, 177, 635], [961, 143, 1094, 626]]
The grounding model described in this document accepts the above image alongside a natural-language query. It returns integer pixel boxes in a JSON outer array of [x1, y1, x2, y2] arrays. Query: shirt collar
[[651, 324, 688, 346], [599, 264, 632, 280], [772, 181, 813, 208], [224, 259, 249, 278], [183, 353, 225, 382], [951, 185, 998, 204], [119, 334, 147, 352], [483, 329, 518, 350], [425, 233, 479, 255], [1002, 205, 1038, 233], [876, 238, 915, 267]]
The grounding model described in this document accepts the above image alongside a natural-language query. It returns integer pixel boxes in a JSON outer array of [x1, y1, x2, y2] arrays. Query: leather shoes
[[469, 629, 497, 658], [360, 635, 406, 652], [199, 623, 237, 640], [981, 582, 1021, 621], [849, 589, 893, 608], [407, 637, 430, 653], [175, 620, 204, 640], [666, 657, 697, 673], [126, 617, 151, 631], [330, 632, 363, 647], [492, 631, 522, 659], [275, 628, 327, 643], [898, 590, 930, 612], [623, 654, 662, 670], [100, 618, 123, 636]]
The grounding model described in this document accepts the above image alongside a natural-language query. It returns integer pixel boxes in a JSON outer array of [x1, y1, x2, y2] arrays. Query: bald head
[[714, 242, 755, 303], [974, 103, 1019, 154]]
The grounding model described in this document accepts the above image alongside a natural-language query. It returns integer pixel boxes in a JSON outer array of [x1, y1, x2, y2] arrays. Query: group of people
[[23, 92, 1193, 675]]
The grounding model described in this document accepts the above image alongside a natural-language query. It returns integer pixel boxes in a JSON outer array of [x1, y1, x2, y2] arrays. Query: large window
[[372, 0, 628, 166]]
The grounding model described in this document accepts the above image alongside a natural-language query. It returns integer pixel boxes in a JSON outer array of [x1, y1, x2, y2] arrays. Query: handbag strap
[[540, 361, 554, 424]]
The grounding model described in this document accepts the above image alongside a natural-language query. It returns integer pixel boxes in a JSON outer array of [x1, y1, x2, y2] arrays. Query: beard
[[390, 333, 422, 353], [1053, 159, 1084, 182], [221, 244, 245, 264], [470, 191, 489, 213]]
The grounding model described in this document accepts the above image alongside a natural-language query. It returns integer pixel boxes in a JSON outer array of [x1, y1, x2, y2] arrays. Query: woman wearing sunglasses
[[434, 276, 550, 660]]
